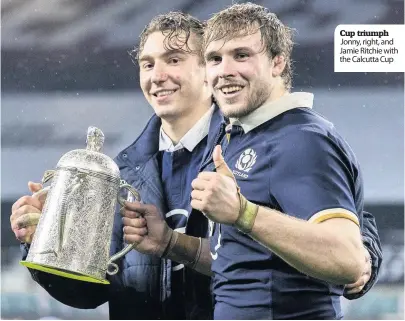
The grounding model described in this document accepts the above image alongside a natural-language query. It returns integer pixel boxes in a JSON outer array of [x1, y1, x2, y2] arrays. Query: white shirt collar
[[159, 105, 215, 152], [230, 92, 314, 133]]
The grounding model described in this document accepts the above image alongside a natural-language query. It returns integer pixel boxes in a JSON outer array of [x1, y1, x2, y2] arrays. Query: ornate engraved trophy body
[[20, 127, 139, 284]]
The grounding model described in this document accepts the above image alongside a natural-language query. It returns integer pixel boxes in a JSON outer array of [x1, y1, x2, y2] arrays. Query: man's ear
[[272, 55, 286, 78]]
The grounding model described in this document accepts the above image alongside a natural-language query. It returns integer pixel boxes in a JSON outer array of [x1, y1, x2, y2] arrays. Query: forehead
[[140, 31, 198, 58], [205, 30, 263, 54]]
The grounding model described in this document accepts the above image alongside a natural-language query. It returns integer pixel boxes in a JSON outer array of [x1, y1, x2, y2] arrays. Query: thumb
[[28, 181, 43, 194], [213, 145, 234, 179]]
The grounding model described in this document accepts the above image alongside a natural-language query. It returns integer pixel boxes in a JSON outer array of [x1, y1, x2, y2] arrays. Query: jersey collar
[[230, 92, 314, 133]]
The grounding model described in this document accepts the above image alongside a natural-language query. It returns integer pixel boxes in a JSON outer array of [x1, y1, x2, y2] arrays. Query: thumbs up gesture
[[191, 145, 241, 225], [212, 145, 237, 181]]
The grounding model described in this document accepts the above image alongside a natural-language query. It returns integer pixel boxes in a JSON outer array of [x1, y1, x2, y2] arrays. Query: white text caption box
[[334, 25, 405, 72]]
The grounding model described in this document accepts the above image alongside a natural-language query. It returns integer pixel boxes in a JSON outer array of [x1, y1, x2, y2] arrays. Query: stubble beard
[[217, 84, 270, 119]]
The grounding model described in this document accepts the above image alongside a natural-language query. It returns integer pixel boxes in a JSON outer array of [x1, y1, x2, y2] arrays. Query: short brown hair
[[130, 12, 206, 65], [204, 3, 294, 90]]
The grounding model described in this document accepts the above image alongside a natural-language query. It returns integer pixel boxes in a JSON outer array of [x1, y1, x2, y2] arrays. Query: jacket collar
[[115, 114, 161, 168], [115, 104, 225, 169]]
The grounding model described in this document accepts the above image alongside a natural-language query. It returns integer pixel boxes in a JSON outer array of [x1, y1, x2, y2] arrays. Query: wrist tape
[[234, 187, 259, 234]]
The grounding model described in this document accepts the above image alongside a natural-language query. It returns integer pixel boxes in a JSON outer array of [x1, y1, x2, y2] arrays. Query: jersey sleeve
[[344, 210, 383, 299], [269, 129, 360, 225]]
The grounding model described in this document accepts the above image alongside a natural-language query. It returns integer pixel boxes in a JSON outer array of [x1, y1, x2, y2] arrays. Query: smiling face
[[205, 30, 281, 118], [203, 3, 293, 118], [138, 31, 207, 121]]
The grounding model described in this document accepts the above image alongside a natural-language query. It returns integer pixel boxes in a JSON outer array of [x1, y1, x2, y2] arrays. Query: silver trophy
[[20, 126, 140, 284]]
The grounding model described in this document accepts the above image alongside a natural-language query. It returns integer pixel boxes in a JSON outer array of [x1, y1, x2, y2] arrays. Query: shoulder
[[114, 114, 162, 166], [267, 111, 357, 171], [255, 107, 333, 143], [272, 119, 337, 157]]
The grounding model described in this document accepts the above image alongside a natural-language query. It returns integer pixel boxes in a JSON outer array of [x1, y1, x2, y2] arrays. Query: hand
[[10, 181, 47, 244], [121, 201, 173, 257], [344, 247, 372, 295], [191, 145, 240, 225]]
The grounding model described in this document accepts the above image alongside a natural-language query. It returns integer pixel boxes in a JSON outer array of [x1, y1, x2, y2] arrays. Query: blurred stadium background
[[1, 0, 404, 319]]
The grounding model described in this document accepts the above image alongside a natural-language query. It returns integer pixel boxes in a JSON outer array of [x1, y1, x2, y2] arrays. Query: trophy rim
[[20, 260, 110, 285]]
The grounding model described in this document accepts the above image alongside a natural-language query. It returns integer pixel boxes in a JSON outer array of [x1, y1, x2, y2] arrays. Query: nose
[[151, 63, 168, 84], [218, 57, 237, 79]]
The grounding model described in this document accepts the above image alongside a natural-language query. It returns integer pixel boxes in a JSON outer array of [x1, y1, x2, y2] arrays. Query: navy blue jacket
[[21, 105, 225, 320]]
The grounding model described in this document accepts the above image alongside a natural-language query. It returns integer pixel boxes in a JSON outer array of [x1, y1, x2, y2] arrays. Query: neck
[[161, 99, 211, 145], [267, 81, 288, 104]]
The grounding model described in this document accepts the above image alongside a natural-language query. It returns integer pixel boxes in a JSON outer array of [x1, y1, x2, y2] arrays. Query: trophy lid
[[56, 126, 120, 179], [86, 126, 105, 152]]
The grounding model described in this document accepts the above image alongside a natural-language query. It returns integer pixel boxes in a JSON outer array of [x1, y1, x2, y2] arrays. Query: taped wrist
[[234, 189, 259, 234], [161, 231, 202, 269]]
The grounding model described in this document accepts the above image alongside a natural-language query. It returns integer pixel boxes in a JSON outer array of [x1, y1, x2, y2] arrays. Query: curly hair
[[129, 12, 206, 65], [204, 3, 295, 90]]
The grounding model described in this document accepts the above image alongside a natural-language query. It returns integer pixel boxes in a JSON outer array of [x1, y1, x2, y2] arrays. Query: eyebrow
[[204, 46, 255, 60], [139, 49, 188, 63], [204, 50, 218, 61]]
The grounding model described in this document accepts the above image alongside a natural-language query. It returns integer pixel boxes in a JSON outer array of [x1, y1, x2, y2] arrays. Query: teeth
[[221, 86, 243, 94], [156, 90, 175, 97]]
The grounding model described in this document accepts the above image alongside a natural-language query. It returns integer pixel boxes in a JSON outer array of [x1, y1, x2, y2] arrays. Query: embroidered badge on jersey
[[233, 148, 257, 179]]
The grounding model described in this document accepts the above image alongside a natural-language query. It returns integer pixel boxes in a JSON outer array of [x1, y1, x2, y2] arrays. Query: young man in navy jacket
[[11, 12, 216, 320]]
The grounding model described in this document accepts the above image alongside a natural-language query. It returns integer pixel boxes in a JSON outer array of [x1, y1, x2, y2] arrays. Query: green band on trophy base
[[20, 261, 110, 284]]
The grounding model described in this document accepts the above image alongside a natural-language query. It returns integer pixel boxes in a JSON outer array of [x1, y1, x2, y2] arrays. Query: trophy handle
[[116, 180, 141, 207], [106, 180, 141, 276], [31, 170, 56, 202]]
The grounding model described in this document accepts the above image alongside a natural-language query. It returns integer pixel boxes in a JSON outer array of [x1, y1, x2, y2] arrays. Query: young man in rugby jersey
[[121, 3, 382, 320], [191, 3, 373, 319]]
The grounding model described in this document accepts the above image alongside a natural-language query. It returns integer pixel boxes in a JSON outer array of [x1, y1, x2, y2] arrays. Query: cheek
[[139, 75, 150, 92], [205, 68, 216, 87], [140, 86, 150, 101], [239, 64, 258, 80]]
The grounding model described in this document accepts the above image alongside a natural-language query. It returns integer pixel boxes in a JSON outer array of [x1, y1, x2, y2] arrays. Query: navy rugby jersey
[[210, 93, 364, 320], [160, 106, 214, 319]]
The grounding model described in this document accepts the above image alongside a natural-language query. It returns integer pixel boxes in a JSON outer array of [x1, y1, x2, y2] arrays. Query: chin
[[154, 107, 180, 120], [218, 101, 250, 119]]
